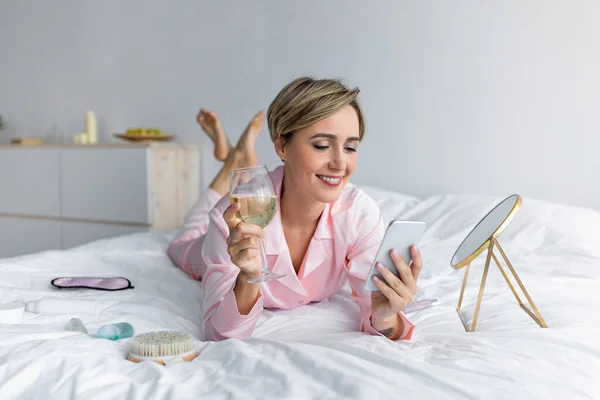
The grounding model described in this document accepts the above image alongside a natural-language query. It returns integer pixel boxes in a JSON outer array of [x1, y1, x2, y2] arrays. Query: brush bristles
[[130, 331, 195, 358]]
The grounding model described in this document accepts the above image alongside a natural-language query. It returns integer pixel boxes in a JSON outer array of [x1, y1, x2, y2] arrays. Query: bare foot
[[196, 109, 232, 161], [209, 111, 265, 195], [232, 110, 265, 167]]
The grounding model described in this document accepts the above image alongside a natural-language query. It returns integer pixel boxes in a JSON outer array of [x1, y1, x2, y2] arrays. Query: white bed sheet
[[1, 192, 599, 399]]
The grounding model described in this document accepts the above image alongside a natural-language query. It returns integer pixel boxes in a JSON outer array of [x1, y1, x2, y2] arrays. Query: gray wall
[[1, 1, 599, 210]]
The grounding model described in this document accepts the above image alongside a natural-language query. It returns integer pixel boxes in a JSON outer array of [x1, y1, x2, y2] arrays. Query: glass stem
[[259, 237, 269, 276]]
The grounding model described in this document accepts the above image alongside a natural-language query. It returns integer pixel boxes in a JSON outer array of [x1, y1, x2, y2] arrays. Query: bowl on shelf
[[114, 128, 175, 143]]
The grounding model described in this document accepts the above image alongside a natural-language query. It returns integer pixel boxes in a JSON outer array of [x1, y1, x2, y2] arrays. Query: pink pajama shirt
[[167, 165, 415, 342]]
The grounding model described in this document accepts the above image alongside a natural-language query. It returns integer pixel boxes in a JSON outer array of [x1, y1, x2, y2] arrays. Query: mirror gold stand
[[451, 194, 548, 332]]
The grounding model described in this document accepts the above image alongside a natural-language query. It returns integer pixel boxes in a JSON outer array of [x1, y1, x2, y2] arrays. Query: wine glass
[[229, 165, 286, 283]]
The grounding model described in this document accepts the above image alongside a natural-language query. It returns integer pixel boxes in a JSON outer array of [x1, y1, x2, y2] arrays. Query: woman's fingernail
[[391, 249, 398, 258], [372, 276, 380, 283], [376, 263, 384, 272], [413, 245, 419, 253]]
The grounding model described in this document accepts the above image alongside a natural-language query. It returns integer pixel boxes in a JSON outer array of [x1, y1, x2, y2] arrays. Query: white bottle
[[85, 110, 98, 144]]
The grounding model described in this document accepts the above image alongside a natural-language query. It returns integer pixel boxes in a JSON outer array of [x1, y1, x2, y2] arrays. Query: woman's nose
[[328, 148, 346, 171]]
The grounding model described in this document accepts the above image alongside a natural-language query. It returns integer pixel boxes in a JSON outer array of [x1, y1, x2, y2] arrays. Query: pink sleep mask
[[51, 277, 134, 291]]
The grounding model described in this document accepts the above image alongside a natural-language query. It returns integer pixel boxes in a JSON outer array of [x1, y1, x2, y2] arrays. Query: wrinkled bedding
[[1, 189, 599, 399]]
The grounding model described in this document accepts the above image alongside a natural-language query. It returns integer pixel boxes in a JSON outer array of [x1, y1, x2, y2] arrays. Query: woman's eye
[[312, 143, 357, 152]]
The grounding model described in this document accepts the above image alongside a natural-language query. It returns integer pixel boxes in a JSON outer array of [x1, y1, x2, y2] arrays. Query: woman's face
[[276, 105, 361, 204]]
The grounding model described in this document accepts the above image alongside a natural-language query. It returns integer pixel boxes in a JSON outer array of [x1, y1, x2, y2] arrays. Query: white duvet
[[1, 189, 599, 399]]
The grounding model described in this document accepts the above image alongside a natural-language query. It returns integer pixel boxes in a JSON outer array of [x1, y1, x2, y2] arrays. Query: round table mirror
[[451, 194, 522, 269]]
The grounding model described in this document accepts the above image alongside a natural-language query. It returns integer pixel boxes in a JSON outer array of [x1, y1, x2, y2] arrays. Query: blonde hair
[[267, 77, 365, 144]]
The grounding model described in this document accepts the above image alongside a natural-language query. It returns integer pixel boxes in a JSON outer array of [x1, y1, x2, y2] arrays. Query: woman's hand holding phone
[[370, 245, 423, 320]]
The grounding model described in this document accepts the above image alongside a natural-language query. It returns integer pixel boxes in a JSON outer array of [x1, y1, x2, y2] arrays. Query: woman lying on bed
[[167, 77, 423, 342]]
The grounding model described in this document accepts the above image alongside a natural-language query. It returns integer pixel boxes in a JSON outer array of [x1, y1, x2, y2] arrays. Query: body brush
[[127, 331, 198, 365]]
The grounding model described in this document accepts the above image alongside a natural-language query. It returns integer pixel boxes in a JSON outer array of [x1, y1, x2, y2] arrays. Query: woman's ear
[[274, 136, 286, 161]]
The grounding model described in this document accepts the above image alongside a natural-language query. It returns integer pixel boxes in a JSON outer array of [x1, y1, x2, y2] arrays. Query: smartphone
[[364, 220, 427, 292]]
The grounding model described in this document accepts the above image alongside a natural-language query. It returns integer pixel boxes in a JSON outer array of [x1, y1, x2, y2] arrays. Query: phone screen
[[363, 220, 426, 292]]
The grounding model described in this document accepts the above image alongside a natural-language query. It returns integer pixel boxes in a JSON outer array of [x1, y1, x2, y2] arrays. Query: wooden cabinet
[[0, 143, 199, 258]]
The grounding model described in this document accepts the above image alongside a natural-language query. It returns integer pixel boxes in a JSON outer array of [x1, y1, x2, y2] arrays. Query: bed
[[0, 187, 598, 399]]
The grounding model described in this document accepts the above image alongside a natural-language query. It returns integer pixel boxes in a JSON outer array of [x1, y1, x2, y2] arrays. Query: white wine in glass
[[229, 165, 286, 283]]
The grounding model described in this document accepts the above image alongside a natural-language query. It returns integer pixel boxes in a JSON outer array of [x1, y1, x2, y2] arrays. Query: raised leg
[[208, 111, 265, 196], [196, 109, 232, 161]]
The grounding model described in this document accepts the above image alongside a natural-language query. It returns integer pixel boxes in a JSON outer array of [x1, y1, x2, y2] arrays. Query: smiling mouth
[[316, 174, 343, 187]]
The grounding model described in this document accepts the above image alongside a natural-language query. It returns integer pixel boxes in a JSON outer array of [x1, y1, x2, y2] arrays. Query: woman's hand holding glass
[[223, 165, 286, 283], [222, 204, 264, 280]]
